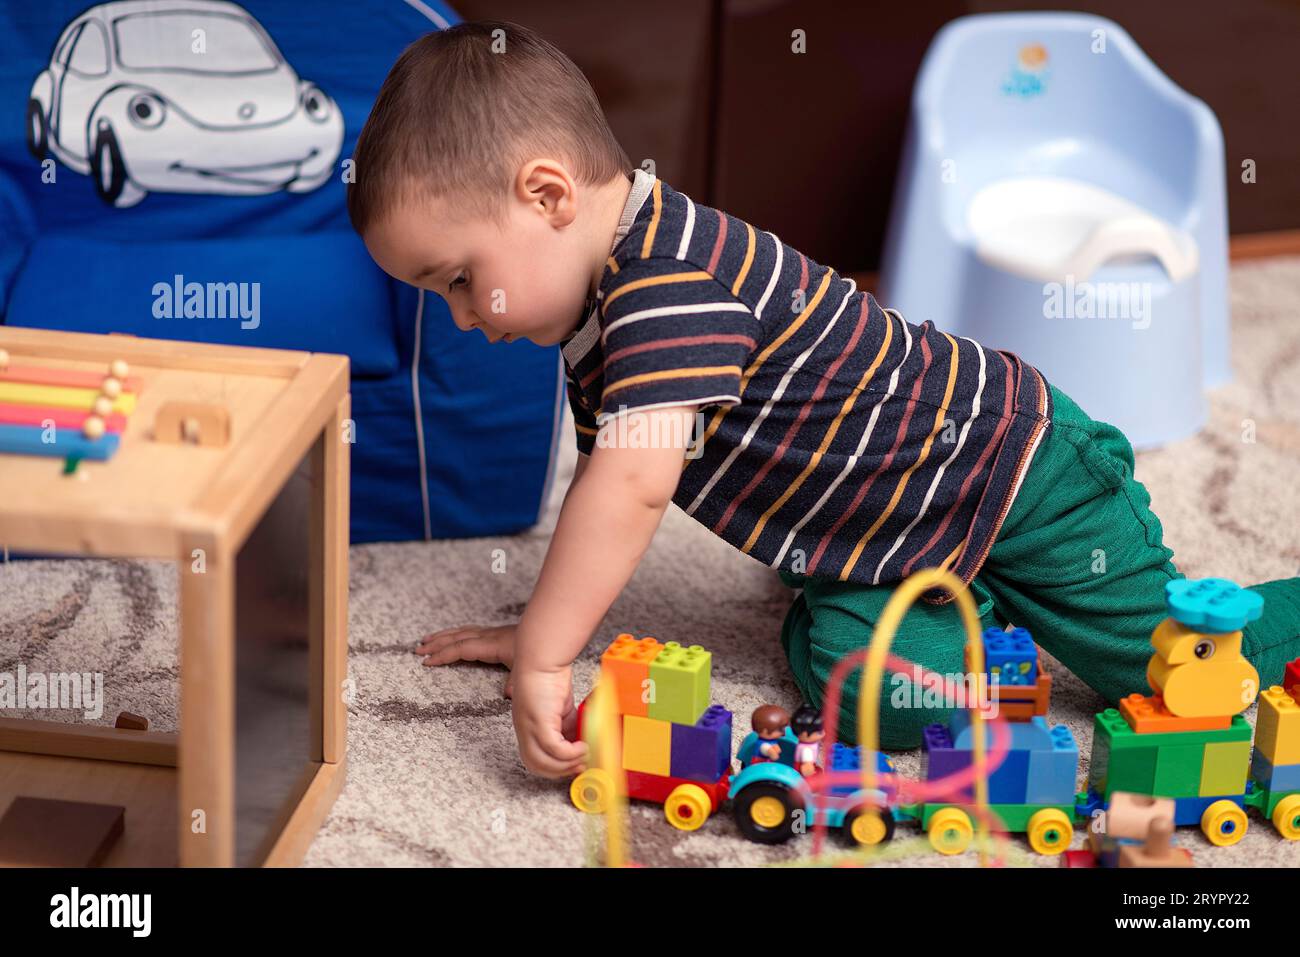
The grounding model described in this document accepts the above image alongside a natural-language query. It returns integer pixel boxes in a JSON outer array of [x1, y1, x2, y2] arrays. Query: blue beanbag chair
[[0, 0, 563, 543]]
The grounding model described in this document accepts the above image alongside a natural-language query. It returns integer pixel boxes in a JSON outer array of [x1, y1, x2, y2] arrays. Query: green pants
[[780, 385, 1300, 749]]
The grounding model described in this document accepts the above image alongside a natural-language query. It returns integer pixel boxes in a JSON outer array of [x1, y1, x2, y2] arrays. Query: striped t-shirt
[[560, 169, 1053, 602]]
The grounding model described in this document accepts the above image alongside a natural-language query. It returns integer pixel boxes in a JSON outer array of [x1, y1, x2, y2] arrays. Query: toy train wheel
[[664, 783, 712, 831], [1026, 808, 1073, 855], [842, 806, 895, 847], [1200, 799, 1248, 846], [733, 782, 802, 844], [570, 769, 614, 815], [1271, 794, 1300, 840], [927, 807, 974, 855]]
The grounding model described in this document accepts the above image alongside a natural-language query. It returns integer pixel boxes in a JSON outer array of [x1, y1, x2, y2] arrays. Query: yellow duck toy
[[1146, 579, 1263, 719]]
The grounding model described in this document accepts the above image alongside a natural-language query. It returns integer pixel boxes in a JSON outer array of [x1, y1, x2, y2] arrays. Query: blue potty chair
[[879, 13, 1229, 449]]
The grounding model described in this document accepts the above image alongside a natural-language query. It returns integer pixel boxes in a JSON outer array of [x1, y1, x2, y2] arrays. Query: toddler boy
[[348, 22, 1300, 775]]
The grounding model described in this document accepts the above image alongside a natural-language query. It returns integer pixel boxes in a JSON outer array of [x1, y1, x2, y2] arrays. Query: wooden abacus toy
[[0, 347, 138, 464]]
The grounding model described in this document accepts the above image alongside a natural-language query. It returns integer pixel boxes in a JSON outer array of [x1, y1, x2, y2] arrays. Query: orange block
[[599, 634, 663, 716], [1118, 693, 1232, 734]]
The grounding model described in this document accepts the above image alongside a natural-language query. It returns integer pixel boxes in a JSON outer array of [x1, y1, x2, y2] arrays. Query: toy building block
[[0, 797, 124, 867], [1198, 740, 1251, 797], [921, 722, 1032, 803], [647, 642, 711, 726], [980, 627, 1038, 685], [1118, 693, 1231, 734], [622, 714, 672, 776], [988, 672, 1053, 721], [1256, 686, 1300, 766], [600, 634, 663, 717], [1117, 816, 1193, 868], [1249, 752, 1300, 793], [114, 711, 149, 731], [669, 705, 733, 783], [1164, 578, 1263, 633], [1284, 659, 1300, 697], [1025, 725, 1079, 805], [951, 711, 1054, 750], [1151, 743, 1206, 799], [1146, 579, 1262, 720]]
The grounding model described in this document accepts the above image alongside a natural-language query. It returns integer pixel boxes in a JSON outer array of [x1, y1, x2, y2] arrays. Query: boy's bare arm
[[514, 406, 697, 673], [507, 405, 698, 776]]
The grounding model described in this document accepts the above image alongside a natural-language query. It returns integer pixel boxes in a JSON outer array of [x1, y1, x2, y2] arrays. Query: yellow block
[[1199, 740, 1251, 796], [0, 381, 136, 414], [1256, 687, 1300, 766], [621, 714, 671, 776]]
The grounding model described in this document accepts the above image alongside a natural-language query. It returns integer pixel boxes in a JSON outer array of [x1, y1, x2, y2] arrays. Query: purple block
[[669, 705, 733, 782]]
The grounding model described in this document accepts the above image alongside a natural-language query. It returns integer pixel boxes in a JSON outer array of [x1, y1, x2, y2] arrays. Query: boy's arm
[[511, 405, 697, 775]]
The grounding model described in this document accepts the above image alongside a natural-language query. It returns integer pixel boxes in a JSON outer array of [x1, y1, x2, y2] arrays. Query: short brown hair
[[347, 21, 631, 234], [751, 705, 790, 735]]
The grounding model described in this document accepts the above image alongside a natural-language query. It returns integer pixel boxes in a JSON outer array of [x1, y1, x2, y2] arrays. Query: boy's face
[[363, 181, 594, 347]]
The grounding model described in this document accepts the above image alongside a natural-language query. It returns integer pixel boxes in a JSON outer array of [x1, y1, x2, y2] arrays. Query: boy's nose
[[448, 306, 475, 333]]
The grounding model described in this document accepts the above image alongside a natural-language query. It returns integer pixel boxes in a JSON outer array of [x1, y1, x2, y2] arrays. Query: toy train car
[[568, 579, 1300, 859]]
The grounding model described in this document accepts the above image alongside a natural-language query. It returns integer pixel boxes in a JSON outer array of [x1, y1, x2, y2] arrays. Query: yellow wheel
[[750, 795, 788, 829], [928, 807, 974, 856], [1271, 794, 1300, 840], [844, 807, 895, 847], [569, 769, 613, 815], [664, 783, 712, 831], [1201, 799, 1248, 846], [1026, 808, 1073, 855]]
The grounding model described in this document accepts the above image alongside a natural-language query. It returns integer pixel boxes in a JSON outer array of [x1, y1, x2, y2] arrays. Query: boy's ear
[[515, 158, 578, 228]]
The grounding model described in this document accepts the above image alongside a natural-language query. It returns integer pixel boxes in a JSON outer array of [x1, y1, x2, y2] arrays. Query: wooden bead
[[0, 348, 8, 370], [100, 377, 121, 398], [82, 416, 106, 440], [93, 396, 114, 417], [109, 359, 129, 379], [181, 417, 201, 443]]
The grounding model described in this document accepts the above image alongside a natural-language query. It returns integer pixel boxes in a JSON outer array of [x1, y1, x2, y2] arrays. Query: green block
[[1106, 745, 1159, 796], [919, 803, 1073, 833], [1152, 743, 1204, 798], [1200, 741, 1251, 797], [1087, 722, 1112, 794], [647, 642, 711, 725], [1095, 708, 1252, 750]]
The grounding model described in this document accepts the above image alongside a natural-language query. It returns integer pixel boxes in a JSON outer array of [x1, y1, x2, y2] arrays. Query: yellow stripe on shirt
[[603, 366, 741, 401], [641, 180, 664, 258], [731, 223, 755, 297], [601, 271, 714, 309]]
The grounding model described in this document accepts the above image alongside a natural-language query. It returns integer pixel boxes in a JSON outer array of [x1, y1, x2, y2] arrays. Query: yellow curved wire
[[584, 677, 628, 867], [860, 567, 990, 866]]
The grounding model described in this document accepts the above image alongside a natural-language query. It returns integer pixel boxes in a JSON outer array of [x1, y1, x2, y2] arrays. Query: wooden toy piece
[[0, 348, 7, 370], [82, 415, 106, 440], [1105, 791, 1175, 841], [109, 359, 129, 380], [100, 377, 122, 399], [114, 711, 150, 731], [1117, 816, 1193, 868], [152, 401, 231, 447], [0, 796, 125, 866], [93, 395, 114, 417], [62, 455, 82, 476]]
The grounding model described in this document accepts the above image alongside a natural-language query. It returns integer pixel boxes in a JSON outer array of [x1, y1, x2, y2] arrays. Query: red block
[[1284, 659, 1300, 698], [623, 769, 730, 812]]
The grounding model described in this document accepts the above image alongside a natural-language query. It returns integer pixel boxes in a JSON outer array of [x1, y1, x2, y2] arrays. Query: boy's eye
[[448, 272, 468, 292]]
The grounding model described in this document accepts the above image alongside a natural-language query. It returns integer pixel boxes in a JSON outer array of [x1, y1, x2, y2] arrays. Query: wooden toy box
[[0, 327, 349, 866]]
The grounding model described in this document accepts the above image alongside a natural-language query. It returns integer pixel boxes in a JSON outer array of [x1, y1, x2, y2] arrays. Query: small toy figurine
[[750, 705, 789, 763], [791, 704, 825, 777]]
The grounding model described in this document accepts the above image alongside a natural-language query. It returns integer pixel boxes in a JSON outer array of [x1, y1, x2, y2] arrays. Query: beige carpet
[[2, 256, 1299, 867]]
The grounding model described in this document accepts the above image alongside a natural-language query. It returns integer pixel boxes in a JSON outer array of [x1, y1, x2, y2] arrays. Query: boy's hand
[[510, 664, 587, 778], [416, 624, 518, 696]]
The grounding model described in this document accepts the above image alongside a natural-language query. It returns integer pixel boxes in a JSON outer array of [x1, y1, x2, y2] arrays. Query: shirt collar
[[560, 168, 656, 368]]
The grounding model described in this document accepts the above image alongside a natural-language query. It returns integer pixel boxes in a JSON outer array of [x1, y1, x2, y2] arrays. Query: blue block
[[0, 423, 120, 460], [828, 742, 894, 796], [982, 626, 1038, 685], [923, 722, 1033, 803], [1250, 751, 1300, 792], [1165, 578, 1263, 633], [669, 705, 732, 782], [1172, 794, 1246, 828], [1025, 725, 1080, 805], [952, 712, 1055, 751]]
